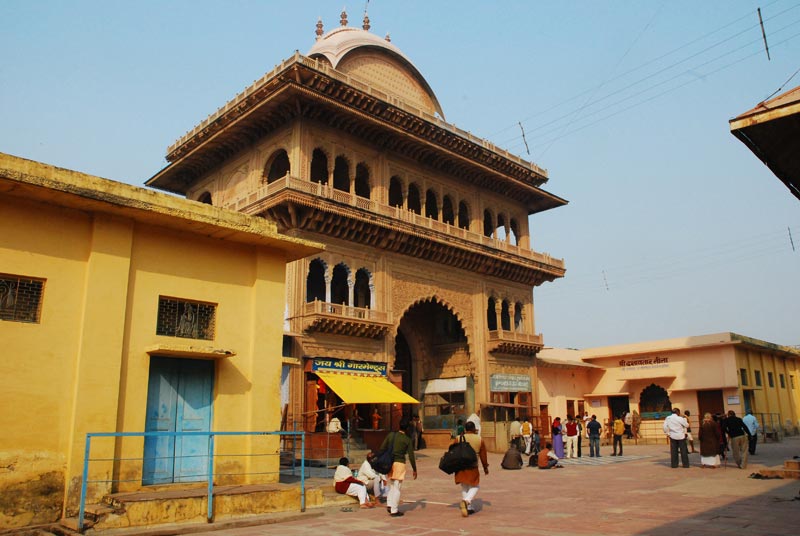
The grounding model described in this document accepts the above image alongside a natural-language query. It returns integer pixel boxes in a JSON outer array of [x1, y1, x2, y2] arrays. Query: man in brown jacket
[[454, 421, 489, 517]]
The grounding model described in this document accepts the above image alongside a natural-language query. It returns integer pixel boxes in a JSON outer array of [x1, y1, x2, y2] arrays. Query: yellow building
[[539, 333, 800, 441], [0, 153, 321, 528]]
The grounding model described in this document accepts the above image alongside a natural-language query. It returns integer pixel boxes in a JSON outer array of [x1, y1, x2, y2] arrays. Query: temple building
[[146, 11, 567, 448]]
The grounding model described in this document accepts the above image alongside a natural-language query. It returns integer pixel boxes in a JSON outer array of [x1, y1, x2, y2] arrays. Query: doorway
[[697, 389, 725, 418], [143, 357, 214, 485]]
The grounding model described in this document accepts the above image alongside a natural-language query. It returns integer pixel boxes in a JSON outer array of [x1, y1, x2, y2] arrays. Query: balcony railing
[[223, 175, 564, 270], [301, 300, 390, 323], [487, 330, 543, 346]]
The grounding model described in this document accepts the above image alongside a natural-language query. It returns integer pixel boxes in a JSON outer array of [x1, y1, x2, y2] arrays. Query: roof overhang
[[730, 86, 800, 201]]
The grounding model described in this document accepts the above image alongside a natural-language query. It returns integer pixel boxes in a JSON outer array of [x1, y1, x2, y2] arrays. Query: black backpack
[[439, 434, 478, 474]]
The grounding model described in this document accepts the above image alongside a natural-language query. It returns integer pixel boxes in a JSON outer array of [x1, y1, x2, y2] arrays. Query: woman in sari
[[551, 417, 564, 458]]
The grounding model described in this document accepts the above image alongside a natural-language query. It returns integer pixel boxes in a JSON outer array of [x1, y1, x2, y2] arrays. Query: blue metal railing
[[78, 431, 306, 531]]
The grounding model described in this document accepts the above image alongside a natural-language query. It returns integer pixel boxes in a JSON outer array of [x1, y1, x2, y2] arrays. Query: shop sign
[[618, 356, 670, 371], [312, 358, 387, 376], [727, 395, 740, 405], [490, 373, 531, 392]]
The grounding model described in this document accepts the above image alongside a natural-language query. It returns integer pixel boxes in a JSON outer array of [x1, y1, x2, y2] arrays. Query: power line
[[491, 2, 800, 152]]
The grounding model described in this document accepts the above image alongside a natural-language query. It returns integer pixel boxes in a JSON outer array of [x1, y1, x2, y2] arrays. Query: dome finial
[[340, 8, 348, 27], [315, 17, 324, 40], [362, 13, 370, 31], [385, 32, 391, 42]]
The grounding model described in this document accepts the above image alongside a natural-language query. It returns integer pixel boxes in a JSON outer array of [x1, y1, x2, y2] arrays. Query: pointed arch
[[442, 195, 455, 225], [509, 218, 520, 246], [514, 301, 524, 331], [483, 209, 494, 238], [310, 148, 329, 184], [355, 162, 371, 199], [333, 155, 350, 192], [306, 258, 327, 302], [331, 263, 350, 305], [197, 191, 212, 205], [389, 176, 404, 207], [407, 183, 421, 215], [458, 200, 470, 230], [486, 296, 498, 331], [425, 189, 438, 219], [354, 268, 371, 308], [500, 299, 511, 331], [265, 149, 290, 183]]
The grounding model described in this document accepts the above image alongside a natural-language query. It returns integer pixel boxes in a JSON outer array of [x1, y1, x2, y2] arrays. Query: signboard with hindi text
[[490, 373, 531, 392], [312, 358, 387, 376]]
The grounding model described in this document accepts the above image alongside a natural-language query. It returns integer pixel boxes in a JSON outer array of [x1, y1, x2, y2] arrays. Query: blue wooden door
[[143, 357, 214, 485]]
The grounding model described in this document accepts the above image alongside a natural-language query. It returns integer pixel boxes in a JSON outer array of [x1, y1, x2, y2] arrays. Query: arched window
[[354, 268, 371, 308], [496, 213, 507, 240], [639, 384, 672, 416], [333, 156, 350, 192], [514, 302, 523, 331], [311, 148, 328, 184], [458, 201, 470, 230], [197, 192, 212, 205], [306, 259, 326, 303], [483, 210, 494, 238], [355, 163, 370, 199], [500, 300, 511, 331], [425, 189, 438, 219], [331, 263, 350, 305], [509, 218, 520, 246], [486, 297, 497, 331], [442, 196, 455, 225], [408, 183, 421, 215], [389, 176, 404, 207], [266, 149, 290, 183]]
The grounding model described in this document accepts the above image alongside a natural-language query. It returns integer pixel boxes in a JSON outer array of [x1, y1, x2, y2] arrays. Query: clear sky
[[2, 1, 798, 349]]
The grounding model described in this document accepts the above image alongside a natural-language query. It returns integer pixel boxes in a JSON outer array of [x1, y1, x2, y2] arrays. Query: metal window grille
[[0, 274, 45, 323], [156, 296, 216, 340]]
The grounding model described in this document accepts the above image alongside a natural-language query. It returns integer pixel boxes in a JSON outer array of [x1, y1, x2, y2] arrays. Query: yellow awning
[[315, 371, 419, 404]]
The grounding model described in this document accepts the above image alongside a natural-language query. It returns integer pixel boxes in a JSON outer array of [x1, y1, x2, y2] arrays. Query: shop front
[[304, 357, 419, 453]]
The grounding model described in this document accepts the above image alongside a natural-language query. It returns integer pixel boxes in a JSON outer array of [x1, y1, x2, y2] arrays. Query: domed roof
[[307, 14, 444, 118]]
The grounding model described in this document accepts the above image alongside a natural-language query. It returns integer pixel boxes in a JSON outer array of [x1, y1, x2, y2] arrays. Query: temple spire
[[315, 17, 324, 40], [340, 8, 348, 27]]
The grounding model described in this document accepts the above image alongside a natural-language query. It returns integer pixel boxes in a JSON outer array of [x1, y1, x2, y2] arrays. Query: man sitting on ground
[[333, 457, 375, 508], [537, 442, 563, 469], [501, 442, 524, 469], [358, 452, 388, 503]]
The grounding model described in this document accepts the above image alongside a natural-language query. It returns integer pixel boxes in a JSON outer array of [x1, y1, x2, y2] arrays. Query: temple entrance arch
[[393, 297, 471, 431]]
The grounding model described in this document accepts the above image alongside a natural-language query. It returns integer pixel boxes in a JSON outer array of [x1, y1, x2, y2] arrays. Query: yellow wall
[[0, 155, 321, 528]]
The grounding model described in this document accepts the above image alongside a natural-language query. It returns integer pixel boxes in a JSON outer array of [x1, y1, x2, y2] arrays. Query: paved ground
[[131, 437, 800, 535]]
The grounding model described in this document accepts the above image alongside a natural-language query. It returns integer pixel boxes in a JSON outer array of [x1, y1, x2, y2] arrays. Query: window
[[779, 374, 785, 388], [0, 274, 45, 323], [739, 368, 748, 386], [754, 370, 762, 386], [767, 372, 774, 388], [157, 297, 216, 340], [423, 391, 465, 417], [791, 374, 796, 389]]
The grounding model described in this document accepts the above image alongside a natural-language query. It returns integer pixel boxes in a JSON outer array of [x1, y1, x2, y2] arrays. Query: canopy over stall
[[315, 371, 419, 404]]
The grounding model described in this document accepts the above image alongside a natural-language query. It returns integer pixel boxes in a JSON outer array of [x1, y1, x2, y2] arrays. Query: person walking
[[723, 410, 751, 469], [520, 417, 533, 455], [612, 415, 625, 456], [454, 421, 489, 517], [697, 412, 721, 468], [684, 410, 697, 453], [624, 411, 633, 439], [379, 419, 417, 517], [742, 410, 759, 455], [663, 408, 690, 468], [586, 414, 602, 457]]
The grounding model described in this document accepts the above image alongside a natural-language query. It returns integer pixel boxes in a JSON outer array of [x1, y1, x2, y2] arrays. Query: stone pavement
[[154, 437, 800, 535]]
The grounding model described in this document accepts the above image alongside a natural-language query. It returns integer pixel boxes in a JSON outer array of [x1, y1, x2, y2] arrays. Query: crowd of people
[[333, 408, 762, 518]]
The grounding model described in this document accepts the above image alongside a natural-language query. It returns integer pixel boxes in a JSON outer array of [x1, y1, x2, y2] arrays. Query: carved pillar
[[494, 298, 501, 333], [324, 267, 332, 304], [347, 272, 355, 307], [369, 282, 376, 310]]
